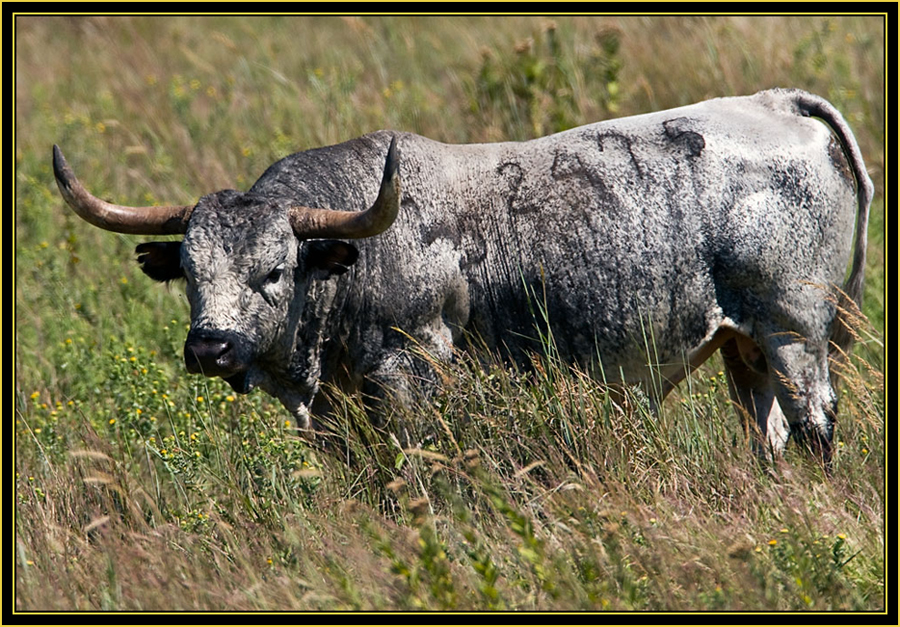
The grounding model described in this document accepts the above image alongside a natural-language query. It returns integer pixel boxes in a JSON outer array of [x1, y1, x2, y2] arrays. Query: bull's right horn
[[53, 145, 194, 235], [289, 135, 401, 240]]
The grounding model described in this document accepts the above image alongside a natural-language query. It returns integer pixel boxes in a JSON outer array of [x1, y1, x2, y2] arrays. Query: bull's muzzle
[[184, 330, 245, 378], [184, 331, 255, 394]]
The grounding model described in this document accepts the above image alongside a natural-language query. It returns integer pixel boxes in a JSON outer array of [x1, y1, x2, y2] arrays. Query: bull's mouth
[[224, 371, 253, 394]]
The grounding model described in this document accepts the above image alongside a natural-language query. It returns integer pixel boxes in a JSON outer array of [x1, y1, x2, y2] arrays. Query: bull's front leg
[[362, 349, 437, 449], [268, 384, 317, 435], [363, 321, 457, 448]]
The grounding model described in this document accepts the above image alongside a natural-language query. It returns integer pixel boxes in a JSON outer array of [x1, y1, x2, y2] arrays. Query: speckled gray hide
[[146, 89, 871, 457]]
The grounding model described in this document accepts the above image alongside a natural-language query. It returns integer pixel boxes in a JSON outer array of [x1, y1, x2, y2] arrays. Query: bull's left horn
[[289, 135, 401, 239], [53, 145, 194, 235]]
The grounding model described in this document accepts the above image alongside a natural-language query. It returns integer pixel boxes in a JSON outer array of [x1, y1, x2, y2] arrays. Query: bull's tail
[[793, 90, 874, 360]]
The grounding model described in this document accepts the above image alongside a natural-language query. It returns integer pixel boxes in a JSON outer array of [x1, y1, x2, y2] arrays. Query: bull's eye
[[264, 265, 285, 285]]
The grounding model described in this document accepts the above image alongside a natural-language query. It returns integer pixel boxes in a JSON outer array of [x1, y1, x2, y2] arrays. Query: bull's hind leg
[[720, 336, 790, 458], [757, 323, 837, 467]]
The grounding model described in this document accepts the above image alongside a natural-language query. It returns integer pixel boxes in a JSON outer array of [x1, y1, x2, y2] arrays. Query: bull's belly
[[465, 290, 720, 385]]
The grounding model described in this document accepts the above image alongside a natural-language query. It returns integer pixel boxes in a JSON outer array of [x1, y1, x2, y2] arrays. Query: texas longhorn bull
[[54, 88, 872, 463]]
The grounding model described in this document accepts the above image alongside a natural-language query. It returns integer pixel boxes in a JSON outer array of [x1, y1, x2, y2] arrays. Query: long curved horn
[[53, 145, 194, 235], [289, 135, 401, 239]]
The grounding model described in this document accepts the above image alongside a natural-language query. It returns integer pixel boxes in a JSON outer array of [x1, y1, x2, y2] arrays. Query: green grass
[[14, 15, 885, 613]]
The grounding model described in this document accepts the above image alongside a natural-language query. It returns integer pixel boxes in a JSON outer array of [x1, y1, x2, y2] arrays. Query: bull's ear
[[135, 242, 184, 282], [303, 240, 359, 277]]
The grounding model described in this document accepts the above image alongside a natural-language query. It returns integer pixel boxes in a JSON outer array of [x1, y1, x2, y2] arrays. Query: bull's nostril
[[184, 337, 235, 375]]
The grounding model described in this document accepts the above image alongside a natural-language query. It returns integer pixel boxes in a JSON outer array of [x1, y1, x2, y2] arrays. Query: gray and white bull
[[54, 88, 872, 463]]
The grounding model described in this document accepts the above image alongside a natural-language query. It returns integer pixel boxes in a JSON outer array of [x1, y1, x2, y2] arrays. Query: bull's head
[[53, 139, 400, 399]]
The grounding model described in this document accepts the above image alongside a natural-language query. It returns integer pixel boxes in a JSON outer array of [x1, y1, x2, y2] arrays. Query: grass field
[[14, 15, 885, 613]]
